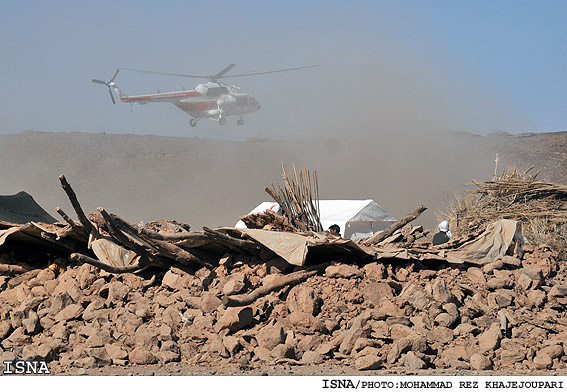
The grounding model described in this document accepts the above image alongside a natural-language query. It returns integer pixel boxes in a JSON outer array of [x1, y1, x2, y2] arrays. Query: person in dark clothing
[[328, 224, 340, 236], [432, 220, 451, 245]]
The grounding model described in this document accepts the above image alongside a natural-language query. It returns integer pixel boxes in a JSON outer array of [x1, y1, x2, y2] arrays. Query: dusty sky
[[1, 1, 566, 140]]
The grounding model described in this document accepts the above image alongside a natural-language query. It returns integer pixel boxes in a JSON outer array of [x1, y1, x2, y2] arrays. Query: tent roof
[[236, 200, 395, 229], [0, 191, 57, 224]]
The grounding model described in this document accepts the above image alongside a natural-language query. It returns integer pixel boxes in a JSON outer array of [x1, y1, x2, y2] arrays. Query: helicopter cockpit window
[[207, 86, 229, 96]]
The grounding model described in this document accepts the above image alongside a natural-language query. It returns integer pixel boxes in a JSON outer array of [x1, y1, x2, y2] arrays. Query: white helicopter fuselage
[[113, 81, 260, 125]]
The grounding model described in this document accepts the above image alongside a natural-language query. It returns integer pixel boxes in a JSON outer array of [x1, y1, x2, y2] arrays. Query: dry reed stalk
[[443, 165, 567, 251], [266, 163, 322, 232]]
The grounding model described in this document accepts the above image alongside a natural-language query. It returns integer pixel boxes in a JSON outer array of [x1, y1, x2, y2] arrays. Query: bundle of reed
[[265, 163, 323, 232], [444, 166, 567, 251]]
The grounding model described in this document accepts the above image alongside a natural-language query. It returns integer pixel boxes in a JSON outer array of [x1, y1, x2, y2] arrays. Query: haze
[[1, 2, 566, 231]]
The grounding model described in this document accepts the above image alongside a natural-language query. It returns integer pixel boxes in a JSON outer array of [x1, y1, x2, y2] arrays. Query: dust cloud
[[0, 130, 503, 231], [0, 52, 536, 231]]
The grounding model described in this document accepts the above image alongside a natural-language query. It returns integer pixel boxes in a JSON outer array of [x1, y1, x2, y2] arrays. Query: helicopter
[[92, 64, 317, 127]]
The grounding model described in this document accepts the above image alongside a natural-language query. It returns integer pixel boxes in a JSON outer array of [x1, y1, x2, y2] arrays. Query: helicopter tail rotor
[[92, 69, 120, 104]]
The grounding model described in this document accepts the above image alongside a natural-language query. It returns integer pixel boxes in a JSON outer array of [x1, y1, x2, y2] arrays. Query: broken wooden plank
[[222, 262, 329, 307], [364, 205, 428, 245]]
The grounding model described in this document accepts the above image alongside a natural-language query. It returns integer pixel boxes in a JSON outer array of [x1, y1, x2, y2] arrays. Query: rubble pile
[[239, 210, 297, 232], [446, 167, 567, 255], [0, 241, 566, 373], [1, 170, 566, 374]]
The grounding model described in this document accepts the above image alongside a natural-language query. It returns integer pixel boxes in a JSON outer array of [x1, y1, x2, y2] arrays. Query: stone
[[527, 290, 546, 308], [389, 324, 412, 341], [271, 343, 295, 360], [200, 292, 222, 313], [134, 324, 160, 351], [432, 279, 455, 304], [378, 299, 404, 316], [400, 351, 426, 369], [501, 256, 521, 267], [36, 268, 56, 282], [483, 260, 504, 274], [325, 264, 363, 279], [107, 281, 130, 304], [339, 317, 367, 355], [520, 267, 544, 287], [533, 354, 552, 370], [297, 334, 322, 353], [356, 346, 380, 358], [469, 353, 492, 370], [427, 327, 454, 345], [162, 270, 184, 291], [54, 304, 83, 322], [539, 345, 564, 359], [49, 293, 73, 316], [157, 350, 181, 364], [3, 327, 31, 348], [222, 274, 246, 296], [129, 348, 158, 365], [517, 274, 533, 291], [478, 324, 502, 353], [266, 257, 292, 274], [355, 354, 383, 371], [222, 335, 241, 356], [466, 268, 486, 285], [398, 284, 428, 310], [442, 302, 459, 318], [363, 262, 386, 280], [435, 312, 457, 328], [22, 310, 40, 334], [301, 350, 324, 364], [500, 350, 525, 366], [487, 278, 513, 290], [255, 322, 285, 351], [88, 347, 112, 365], [441, 345, 469, 362], [105, 343, 128, 361], [289, 311, 325, 334], [0, 320, 12, 340], [254, 346, 272, 362], [76, 264, 97, 289], [214, 306, 253, 334], [549, 285, 567, 298], [352, 338, 377, 353], [454, 323, 480, 336], [287, 285, 319, 315], [387, 338, 413, 364], [487, 291, 513, 308]]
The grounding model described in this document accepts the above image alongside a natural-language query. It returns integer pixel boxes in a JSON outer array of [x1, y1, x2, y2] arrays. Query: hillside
[[0, 130, 565, 231]]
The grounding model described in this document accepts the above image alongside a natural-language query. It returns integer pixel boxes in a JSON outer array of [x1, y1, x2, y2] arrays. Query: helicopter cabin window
[[207, 86, 229, 96]]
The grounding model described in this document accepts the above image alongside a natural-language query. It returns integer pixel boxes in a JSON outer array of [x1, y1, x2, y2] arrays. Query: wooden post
[[364, 205, 428, 245]]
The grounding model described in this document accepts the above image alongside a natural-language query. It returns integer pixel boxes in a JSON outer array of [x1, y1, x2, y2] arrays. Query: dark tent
[[0, 191, 57, 224]]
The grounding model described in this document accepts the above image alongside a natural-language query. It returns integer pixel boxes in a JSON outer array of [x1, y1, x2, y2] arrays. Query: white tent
[[235, 199, 396, 240]]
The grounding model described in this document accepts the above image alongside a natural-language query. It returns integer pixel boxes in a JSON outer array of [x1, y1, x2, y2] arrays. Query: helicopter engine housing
[[196, 84, 208, 96]]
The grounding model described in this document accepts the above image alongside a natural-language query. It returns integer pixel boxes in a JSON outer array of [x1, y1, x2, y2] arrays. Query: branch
[[364, 205, 427, 245], [58, 175, 95, 235], [222, 262, 329, 307]]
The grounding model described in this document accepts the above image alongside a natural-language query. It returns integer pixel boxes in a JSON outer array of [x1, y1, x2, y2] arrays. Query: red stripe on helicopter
[[121, 91, 201, 102]]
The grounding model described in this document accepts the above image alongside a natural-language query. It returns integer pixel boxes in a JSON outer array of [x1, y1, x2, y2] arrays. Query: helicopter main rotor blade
[[119, 68, 209, 79], [212, 64, 236, 80], [219, 64, 319, 79], [108, 87, 116, 104], [92, 79, 107, 85], [108, 69, 120, 84]]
